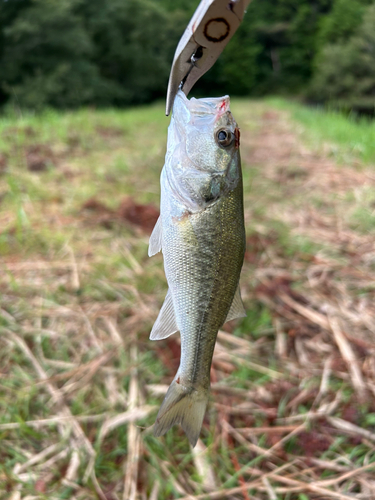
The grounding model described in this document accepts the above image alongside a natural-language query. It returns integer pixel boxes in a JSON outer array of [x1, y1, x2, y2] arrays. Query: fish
[[148, 90, 246, 447]]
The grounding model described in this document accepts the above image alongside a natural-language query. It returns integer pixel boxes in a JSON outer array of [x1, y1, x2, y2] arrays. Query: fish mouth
[[175, 89, 231, 120], [173, 91, 237, 143]]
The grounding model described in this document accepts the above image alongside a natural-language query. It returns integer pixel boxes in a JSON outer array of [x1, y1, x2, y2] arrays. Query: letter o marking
[[204, 18, 230, 43]]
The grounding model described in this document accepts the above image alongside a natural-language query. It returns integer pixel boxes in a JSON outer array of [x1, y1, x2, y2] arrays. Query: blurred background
[[1, 1, 375, 499], [1, 0, 375, 113]]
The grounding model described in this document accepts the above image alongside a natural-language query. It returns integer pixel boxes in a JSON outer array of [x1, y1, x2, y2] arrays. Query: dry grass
[[1, 101, 375, 499]]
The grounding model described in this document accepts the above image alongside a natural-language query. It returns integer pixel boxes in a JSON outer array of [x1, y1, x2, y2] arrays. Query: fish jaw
[[164, 91, 241, 213]]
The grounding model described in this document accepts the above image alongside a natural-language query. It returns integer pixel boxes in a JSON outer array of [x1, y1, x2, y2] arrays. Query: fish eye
[[216, 128, 234, 147]]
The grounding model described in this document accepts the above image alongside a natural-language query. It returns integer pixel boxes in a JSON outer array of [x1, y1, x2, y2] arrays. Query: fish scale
[[149, 90, 246, 446], [165, 186, 244, 387]]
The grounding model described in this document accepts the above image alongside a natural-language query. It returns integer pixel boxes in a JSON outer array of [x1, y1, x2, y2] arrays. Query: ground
[[1, 99, 375, 500]]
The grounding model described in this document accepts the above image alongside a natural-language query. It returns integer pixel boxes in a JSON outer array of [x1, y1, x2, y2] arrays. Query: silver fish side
[[149, 90, 246, 446]]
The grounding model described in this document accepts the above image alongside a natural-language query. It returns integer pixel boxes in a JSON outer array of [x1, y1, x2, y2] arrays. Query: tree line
[[0, 0, 374, 111]]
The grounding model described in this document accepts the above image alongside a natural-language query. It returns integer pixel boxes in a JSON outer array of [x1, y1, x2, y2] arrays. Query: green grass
[[1, 99, 375, 499], [269, 97, 375, 164]]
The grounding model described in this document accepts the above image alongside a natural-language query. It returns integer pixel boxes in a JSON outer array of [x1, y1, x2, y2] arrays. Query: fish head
[[166, 90, 241, 211]]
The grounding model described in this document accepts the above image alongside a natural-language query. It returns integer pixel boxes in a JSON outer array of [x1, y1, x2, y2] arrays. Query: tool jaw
[[166, 0, 247, 116]]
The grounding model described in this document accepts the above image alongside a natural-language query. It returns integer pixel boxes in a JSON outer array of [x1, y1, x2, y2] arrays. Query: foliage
[[200, 0, 333, 97], [76, 0, 188, 105], [316, 0, 366, 47], [309, 3, 375, 111], [1, 0, 106, 109], [0, 0, 187, 109], [0, 0, 374, 109], [270, 96, 375, 163]]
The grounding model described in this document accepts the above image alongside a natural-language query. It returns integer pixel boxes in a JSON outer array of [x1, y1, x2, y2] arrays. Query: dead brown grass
[[1, 102, 375, 499]]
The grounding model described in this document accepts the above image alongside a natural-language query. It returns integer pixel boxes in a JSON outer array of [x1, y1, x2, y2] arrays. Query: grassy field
[[1, 98, 375, 500]]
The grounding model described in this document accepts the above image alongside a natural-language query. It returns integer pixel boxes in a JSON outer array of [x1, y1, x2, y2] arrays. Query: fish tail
[[153, 377, 209, 447]]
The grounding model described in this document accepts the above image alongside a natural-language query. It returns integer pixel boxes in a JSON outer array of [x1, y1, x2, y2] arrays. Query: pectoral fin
[[148, 216, 162, 257], [150, 289, 178, 340], [225, 285, 246, 323]]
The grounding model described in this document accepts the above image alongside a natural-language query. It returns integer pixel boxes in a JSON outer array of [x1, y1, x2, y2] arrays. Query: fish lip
[[173, 91, 237, 137], [175, 89, 231, 118]]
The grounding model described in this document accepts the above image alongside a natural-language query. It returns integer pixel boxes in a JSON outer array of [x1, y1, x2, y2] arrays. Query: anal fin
[[225, 284, 246, 323], [150, 289, 178, 340]]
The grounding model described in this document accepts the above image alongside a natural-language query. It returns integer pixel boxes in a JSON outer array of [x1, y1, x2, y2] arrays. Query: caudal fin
[[153, 378, 209, 447]]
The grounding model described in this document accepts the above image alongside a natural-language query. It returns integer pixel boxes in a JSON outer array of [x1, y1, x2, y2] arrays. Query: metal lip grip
[[165, 0, 249, 116]]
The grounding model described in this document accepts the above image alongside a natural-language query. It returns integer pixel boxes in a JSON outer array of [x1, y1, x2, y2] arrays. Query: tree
[[316, 0, 366, 47], [76, 0, 187, 105], [309, 2, 375, 112], [199, 0, 333, 97], [0, 0, 371, 109], [0, 0, 187, 109], [0, 0, 32, 105], [1, 0, 106, 109]]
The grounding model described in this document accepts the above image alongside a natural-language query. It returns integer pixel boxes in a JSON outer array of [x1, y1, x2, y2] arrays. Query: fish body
[[149, 90, 245, 446]]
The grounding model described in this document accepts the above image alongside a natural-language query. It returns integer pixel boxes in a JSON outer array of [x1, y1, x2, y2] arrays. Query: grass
[[1, 98, 375, 499], [268, 97, 375, 165]]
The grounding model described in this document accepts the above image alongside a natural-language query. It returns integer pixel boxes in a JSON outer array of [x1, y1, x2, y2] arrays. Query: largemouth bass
[[149, 90, 246, 447]]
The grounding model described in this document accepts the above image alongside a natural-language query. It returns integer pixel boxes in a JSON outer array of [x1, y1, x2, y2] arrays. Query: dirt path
[[247, 109, 375, 249], [238, 107, 375, 398]]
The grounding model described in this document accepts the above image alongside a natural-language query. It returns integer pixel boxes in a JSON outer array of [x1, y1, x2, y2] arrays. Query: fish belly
[[162, 181, 245, 390]]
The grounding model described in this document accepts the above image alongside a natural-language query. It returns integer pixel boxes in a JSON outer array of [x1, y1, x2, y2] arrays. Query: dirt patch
[[2, 125, 37, 139], [23, 126, 37, 137], [296, 429, 331, 457], [82, 196, 159, 234], [118, 197, 159, 234], [82, 198, 111, 214], [25, 144, 55, 172], [96, 126, 125, 138], [66, 132, 81, 149], [0, 153, 8, 174]]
